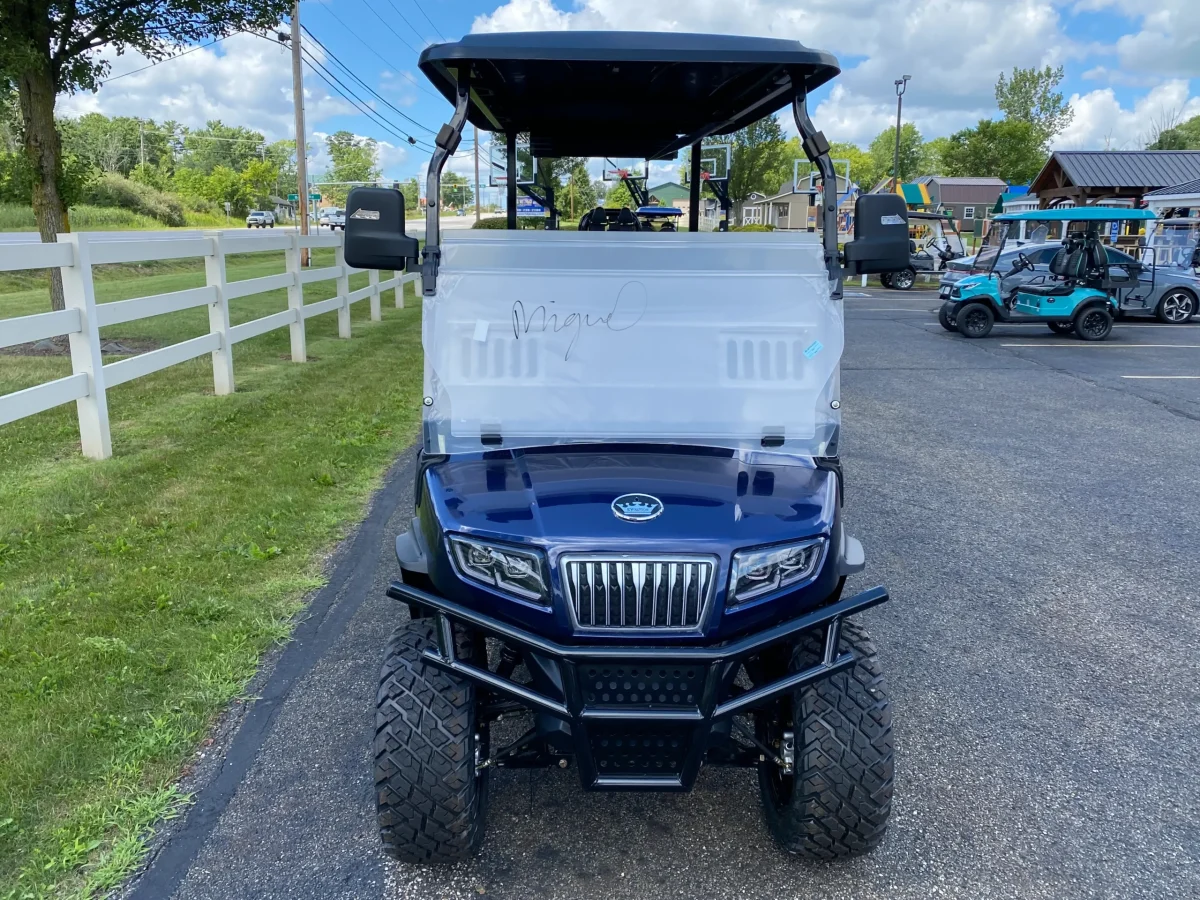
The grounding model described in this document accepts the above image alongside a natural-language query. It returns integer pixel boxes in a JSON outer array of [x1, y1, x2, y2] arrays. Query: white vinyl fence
[[0, 230, 418, 460]]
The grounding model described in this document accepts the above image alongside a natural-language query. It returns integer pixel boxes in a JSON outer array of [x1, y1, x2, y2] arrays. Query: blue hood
[[424, 445, 837, 554]]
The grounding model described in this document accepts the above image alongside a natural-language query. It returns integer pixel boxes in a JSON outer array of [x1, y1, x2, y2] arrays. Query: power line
[[355, 0, 423, 55], [410, 0, 450, 43], [98, 35, 230, 85], [314, 2, 441, 100], [300, 25, 436, 136], [300, 51, 437, 154], [381, 0, 432, 46]]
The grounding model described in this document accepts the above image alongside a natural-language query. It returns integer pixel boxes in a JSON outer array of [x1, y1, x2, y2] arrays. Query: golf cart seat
[[610, 208, 640, 231], [580, 207, 608, 231], [1019, 243, 1089, 296]]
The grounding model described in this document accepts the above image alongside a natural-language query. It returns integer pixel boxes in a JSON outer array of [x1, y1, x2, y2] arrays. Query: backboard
[[794, 158, 851, 201], [682, 143, 731, 184], [488, 135, 536, 187], [602, 158, 647, 182]]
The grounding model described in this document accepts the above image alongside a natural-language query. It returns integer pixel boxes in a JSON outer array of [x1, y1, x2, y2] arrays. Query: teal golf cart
[[940, 207, 1157, 341]]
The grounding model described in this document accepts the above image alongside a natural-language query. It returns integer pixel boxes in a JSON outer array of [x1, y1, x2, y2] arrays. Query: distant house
[[646, 181, 692, 217], [1142, 177, 1200, 216], [1029, 151, 1200, 208], [922, 177, 1007, 230], [743, 175, 853, 230]]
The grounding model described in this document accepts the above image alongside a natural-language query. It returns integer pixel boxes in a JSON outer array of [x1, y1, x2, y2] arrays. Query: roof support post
[[423, 70, 471, 296], [688, 143, 702, 232], [506, 132, 518, 229], [791, 86, 841, 297]]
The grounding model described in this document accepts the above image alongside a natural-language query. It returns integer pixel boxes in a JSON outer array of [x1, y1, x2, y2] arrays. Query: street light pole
[[473, 125, 481, 225], [892, 75, 911, 194]]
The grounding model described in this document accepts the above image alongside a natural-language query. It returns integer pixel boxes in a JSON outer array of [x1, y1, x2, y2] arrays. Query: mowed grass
[[0, 248, 421, 897]]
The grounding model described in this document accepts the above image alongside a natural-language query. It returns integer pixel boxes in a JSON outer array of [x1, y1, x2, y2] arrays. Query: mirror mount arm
[[423, 73, 471, 296], [792, 84, 842, 297]]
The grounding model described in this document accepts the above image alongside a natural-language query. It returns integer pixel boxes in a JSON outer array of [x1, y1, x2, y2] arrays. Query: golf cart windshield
[[424, 230, 840, 456], [1145, 220, 1200, 268], [972, 222, 1010, 274]]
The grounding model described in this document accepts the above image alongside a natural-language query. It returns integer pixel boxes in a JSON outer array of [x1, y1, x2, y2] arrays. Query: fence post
[[394, 271, 405, 309], [285, 232, 307, 362], [369, 269, 381, 322], [60, 233, 112, 460], [335, 238, 351, 339], [203, 231, 235, 395]]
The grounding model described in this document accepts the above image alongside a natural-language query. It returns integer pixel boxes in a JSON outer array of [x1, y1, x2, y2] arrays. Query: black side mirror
[[843, 194, 910, 275], [343, 187, 420, 271]]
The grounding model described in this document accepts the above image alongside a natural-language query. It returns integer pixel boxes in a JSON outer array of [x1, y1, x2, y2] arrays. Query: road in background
[[0, 216, 488, 245], [126, 288, 1200, 900]]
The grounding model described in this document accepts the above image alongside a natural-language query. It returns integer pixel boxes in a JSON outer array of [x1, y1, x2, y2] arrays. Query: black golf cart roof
[[418, 32, 839, 159]]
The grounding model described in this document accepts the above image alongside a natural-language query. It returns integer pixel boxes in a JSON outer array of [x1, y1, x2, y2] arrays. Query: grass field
[[0, 248, 422, 897], [0, 203, 233, 232]]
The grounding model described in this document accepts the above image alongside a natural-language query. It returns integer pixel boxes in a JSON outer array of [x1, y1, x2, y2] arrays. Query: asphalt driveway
[[126, 289, 1200, 900]]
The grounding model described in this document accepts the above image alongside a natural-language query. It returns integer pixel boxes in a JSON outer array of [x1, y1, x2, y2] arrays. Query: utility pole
[[291, 1, 310, 265], [892, 75, 911, 194], [473, 125, 481, 224], [139, 122, 145, 169]]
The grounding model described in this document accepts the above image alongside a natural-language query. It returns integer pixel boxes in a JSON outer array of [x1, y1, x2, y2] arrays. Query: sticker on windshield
[[804, 340, 823, 359], [880, 214, 905, 225], [349, 208, 380, 220], [472, 320, 489, 343]]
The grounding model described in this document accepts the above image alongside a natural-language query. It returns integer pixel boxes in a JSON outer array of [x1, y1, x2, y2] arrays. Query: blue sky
[[62, 0, 1200, 188]]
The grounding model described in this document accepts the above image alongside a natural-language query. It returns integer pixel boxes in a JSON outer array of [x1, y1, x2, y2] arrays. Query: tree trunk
[[18, 57, 68, 312]]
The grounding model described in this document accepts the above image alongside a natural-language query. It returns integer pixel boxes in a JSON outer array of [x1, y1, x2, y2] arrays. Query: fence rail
[[0, 230, 417, 459]]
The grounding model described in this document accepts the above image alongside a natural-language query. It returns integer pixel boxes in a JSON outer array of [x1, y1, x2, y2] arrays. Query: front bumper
[[386, 580, 889, 791]]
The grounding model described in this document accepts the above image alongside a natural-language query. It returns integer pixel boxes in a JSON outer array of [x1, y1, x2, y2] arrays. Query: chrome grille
[[561, 555, 715, 630]]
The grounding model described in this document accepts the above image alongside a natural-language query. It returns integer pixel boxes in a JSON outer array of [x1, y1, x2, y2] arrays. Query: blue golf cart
[[637, 205, 685, 231], [341, 30, 913, 866], [940, 207, 1157, 340]]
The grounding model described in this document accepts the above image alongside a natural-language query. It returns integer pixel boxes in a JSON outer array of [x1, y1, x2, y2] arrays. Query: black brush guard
[[386, 581, 889, 791]]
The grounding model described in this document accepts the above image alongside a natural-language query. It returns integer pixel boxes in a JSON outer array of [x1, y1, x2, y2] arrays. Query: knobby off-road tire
[[375, 621, 488, 864], [758, 620, 894, 859], [937, 303, 956, 331]]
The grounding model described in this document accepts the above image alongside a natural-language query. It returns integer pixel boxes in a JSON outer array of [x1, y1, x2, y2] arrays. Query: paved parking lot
[[128, 288, 1200, 900]]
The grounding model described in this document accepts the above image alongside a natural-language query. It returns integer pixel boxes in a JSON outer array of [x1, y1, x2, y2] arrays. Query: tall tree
[[942, 118, 1046, 185], [1147, 114, 1200, 150], [868, 123, 925, 186], [0, 0, 292, 310], [322, 130, 380, 205], [920, 136, 953, 176], [696, 115, 788, 219], [564, 162, 595, 219], [181, 119, 265, 175], [441, 170, 473, 208], [995, 65, 1074, 149]]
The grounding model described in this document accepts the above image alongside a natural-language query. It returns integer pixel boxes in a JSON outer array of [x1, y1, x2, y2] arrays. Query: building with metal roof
[[1029, 151, 1200, 207]]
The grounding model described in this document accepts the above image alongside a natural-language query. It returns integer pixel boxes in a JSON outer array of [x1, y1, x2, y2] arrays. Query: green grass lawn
[[0, 249, 422, 898]]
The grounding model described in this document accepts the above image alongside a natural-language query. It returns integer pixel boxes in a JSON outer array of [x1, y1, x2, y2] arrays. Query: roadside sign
[[287, 193, 299, 202], [516, 196, 545, 216], [1110, 220, 1120, 242], [223, 201, 231, 213], [309, 193, 321, 202]]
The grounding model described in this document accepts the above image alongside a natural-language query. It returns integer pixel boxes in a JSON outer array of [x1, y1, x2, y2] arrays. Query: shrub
[[472, 215, 545, 230], [730, 224, 775, 232], [84, 173, 186, 226]]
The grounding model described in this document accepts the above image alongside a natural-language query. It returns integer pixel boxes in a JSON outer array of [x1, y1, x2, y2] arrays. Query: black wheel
[[757, 620, 894, 859], [937, 303, 956, 331], [956, 302, 994, 338], [879, 272, 893, 289], [1074, 305, 1113, 341], [1156, 289, 1196, 324], [891, 267, 916, 291], [375, 621, 489, 864], [1048, 321, 1074, 335]]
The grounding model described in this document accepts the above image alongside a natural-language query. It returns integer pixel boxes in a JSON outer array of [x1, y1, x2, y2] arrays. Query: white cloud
[[1053, 80, 1200, 150], [56, 32, 353, 141], [1073, 0, 1200, 79], [309, 130, 411, 181]]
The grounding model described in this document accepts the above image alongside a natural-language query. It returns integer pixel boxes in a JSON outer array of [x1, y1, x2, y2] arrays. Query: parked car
[[318, 208, 346, 230], [245, 210, 275, 228], [938, 243, 1058, 298]]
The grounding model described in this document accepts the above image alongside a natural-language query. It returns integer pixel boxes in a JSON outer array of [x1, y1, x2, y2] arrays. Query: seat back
[[1047, 247, 1071, 277], [580, 207, 608, 231], [609, 208, 640, 232]]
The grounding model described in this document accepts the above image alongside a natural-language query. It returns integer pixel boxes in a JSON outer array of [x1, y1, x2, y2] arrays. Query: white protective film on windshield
[[423, 231, 841, 456]]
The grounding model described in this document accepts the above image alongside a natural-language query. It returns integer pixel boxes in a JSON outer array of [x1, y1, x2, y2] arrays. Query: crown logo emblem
[[612, 494, 663, 522]]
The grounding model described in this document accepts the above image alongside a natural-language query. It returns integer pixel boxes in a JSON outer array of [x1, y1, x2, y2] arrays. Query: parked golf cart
[[880, 210, 965, 290], [939, 207, 1156, 340], [343, 31, 912, 865], [637, 205, 685, 231]]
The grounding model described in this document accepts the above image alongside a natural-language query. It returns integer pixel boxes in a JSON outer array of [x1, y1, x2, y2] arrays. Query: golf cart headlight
[[951, 286, 962, 298], [448, 536, 548, 603], [728, 538, 826, 606]]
